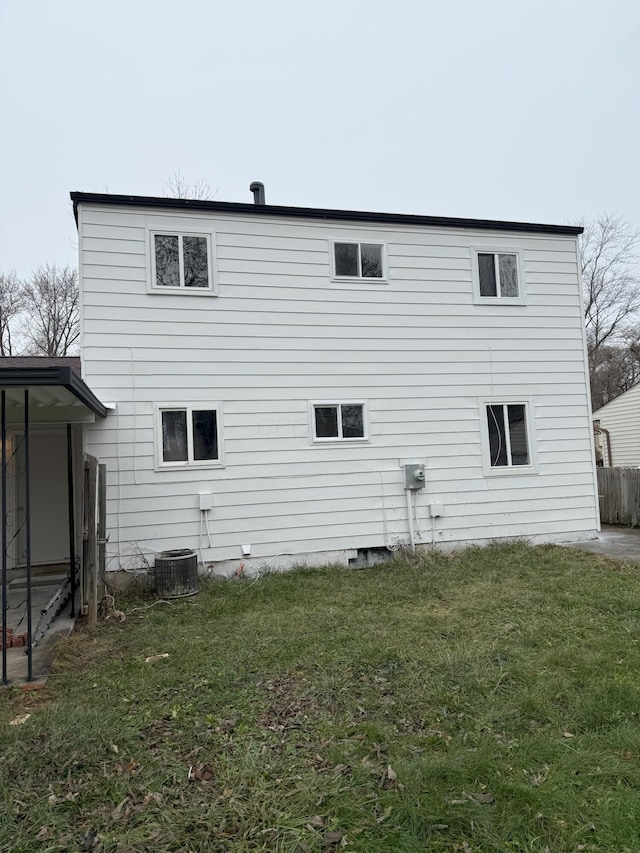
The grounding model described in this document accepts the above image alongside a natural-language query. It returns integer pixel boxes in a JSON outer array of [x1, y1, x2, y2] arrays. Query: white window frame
[[480, 398, 537, 476], [330, 240, 388, 284], [472, 248, 525, 305], [148, 230, 217, 295], [309, 400, 369, 443], [154, 403, 224, 470]]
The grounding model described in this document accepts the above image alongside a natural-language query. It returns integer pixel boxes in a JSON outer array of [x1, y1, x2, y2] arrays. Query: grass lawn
[[2, 543, 640, 852]]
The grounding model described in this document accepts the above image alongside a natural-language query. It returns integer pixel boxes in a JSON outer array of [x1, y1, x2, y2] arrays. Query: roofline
[[70, 192, 583, 237], [0, 366, 107, 418], [593, 381, 640, 417]]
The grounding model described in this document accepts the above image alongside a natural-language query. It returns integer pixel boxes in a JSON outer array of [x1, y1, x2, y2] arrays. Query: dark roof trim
[[71, 192, 583, 236], [0, 366, 107, 418], [0, 356, 81, 376]]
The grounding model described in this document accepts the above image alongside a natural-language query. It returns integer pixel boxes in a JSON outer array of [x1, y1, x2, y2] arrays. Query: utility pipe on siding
[[405, 490, 416, 554], [594, 426, 612, 468]]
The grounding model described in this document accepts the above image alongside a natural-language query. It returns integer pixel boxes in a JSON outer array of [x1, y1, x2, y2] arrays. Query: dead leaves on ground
[[321, 830, 346, 847], [449, 790, 495, 806], [471, 791, 495, 805], [48, 791, 78, 806], [188, 763, 215, 782], [110, 791, 163, 821]]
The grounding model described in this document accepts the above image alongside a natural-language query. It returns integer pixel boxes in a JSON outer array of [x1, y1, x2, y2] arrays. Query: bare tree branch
[[590, 336, 640, 410], [580, 213, 640, 354], [165, 170, 217, 201], [20, 264, 79, 356], [577, 214, 640, 410], [0, 271, 23, 356]]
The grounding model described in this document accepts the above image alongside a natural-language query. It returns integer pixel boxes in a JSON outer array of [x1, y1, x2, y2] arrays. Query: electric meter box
[[404, 464, 426, 490]]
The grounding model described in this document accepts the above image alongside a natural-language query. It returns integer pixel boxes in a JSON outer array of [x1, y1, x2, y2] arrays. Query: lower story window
[[312, 402, 366, 441], [486, 403, 529, 467], [158, 405, 221, 466]]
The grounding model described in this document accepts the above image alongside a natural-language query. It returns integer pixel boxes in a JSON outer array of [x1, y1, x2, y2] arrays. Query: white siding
[[594, 384, 640, 467], [79, 203, 599, 570]]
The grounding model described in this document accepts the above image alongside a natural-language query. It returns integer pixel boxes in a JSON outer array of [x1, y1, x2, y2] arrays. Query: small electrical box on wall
[[198, 492, 213, 511], [429, 500, 444, 518], [403, 464, 426, 490]]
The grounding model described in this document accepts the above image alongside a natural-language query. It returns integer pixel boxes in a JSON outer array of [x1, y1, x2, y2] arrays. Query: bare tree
[[165, 170, 217, 201], [20, 264, 79, 356], [589, 337, 640, 411], [581, 213, 640, 360], [0, 271, 23, 355]]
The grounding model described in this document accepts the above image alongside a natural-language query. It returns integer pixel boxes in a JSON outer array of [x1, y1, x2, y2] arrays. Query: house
[[68, 186, 599, 575], [593, 384, 640, 467]]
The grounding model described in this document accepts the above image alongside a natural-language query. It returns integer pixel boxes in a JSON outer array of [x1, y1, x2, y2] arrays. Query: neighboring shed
[[593, 384, 640, 467]]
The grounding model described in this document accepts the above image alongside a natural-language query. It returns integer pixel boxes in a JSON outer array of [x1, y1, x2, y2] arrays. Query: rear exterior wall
[[78, 203, 599, 571]]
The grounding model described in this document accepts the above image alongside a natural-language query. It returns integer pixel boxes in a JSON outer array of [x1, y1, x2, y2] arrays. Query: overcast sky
[[1, 0, 638, 277]]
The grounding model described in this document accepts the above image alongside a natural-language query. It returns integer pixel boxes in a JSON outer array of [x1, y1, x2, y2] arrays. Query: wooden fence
[[597, 467, 640, 527]]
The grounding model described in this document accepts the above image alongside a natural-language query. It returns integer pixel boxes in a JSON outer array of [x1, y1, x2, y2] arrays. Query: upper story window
[[311, 402, 368, 442], [332, 241, 385, 281], [473, 250, 523, 303], [150, 232, 215, 293], [155, 404, 223, 468]]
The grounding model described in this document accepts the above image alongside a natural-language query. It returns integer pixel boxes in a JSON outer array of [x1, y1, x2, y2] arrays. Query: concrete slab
[[3, 567, 76, 686], [563, 524, 640, 562], [3, 611, 75, 685]]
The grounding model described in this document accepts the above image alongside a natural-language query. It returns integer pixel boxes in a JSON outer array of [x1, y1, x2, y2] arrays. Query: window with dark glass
[[313, 403, 365, 440], [486, 403, 529, 467], [478, 252, 519, 298], [153, 234, 211, 289], [160, 407, 219, 465], [334, 242, 383, 279], [161, 410, 188, 462]]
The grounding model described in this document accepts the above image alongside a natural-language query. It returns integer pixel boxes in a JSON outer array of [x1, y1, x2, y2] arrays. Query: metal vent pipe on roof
[[249, 181, 265, 205]]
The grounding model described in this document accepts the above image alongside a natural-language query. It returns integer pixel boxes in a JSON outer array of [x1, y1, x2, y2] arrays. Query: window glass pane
[[499, 254, 519, 297], [315, 406, 339, 438], [334, 243, 359, 277], [478, 253, 497, 297], [192, 409, 218, 460], [487, 404, 508, 466], [341, 405, 364, 438], [183, 236, 209, 288], [162, 410, 188, 462], [508, 404, 529, 465], [361, 244, 383, 278], [155, 235, 180, 287]]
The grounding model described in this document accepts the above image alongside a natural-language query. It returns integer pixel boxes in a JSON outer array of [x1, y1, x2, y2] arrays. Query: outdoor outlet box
[[404, 464, 426, 490], [429, 501, 444, 518], [199, 492, 213, 511]]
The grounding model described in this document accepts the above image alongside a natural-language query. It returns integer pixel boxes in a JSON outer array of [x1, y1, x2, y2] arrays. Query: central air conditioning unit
[[154, 549, 199, 598]]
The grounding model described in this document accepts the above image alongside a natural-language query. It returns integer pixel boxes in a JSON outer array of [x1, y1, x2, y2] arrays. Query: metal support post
[[1, 390, 7, 685], [67, 425, 76, 618], [24, 390, 32, 682]]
